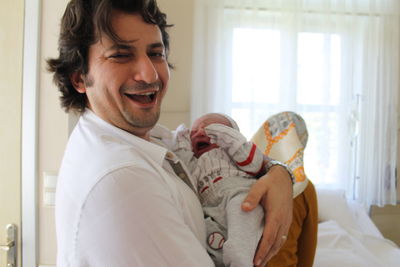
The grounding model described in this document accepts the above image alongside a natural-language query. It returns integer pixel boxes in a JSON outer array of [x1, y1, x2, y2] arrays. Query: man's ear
[[70, 72, 87, 93]]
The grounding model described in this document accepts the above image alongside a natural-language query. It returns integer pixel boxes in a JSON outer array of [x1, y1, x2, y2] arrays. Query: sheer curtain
[[191, 0, 399, 207]]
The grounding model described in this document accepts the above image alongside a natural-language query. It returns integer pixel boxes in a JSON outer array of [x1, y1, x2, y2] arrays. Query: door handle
[[0, 241, 14, 251], [0, 224, 17, 267]]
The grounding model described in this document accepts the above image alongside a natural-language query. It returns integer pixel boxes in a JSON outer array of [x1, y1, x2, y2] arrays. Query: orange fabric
[[267, 181, 318, 267], [263, 122, 296, 155]]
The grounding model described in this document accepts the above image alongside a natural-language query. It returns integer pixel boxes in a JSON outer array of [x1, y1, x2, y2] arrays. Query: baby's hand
[[205, 123, 247, 151], [173, 124, 191, 150]]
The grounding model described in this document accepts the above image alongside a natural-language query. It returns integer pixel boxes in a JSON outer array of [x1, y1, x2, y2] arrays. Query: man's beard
[[121, 106, 160, 129]]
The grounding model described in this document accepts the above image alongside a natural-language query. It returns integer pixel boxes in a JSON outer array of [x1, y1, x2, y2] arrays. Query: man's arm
[[241, 165, 293, 267], [77, 166, 214, 267]]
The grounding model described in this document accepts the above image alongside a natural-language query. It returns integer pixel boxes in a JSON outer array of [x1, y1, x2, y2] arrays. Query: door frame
[[22, 0, 41, 266]]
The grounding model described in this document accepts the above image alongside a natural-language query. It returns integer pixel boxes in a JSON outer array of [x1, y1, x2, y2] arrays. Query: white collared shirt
[[56, 110, 214, 267]]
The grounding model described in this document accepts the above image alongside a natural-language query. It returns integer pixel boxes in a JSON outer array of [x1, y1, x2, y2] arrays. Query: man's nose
[[132, 56, 159, 84]]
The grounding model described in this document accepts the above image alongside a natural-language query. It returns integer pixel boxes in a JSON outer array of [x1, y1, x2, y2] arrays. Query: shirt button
[[179, 173, 186, 179], [166, 152, 174, 160]]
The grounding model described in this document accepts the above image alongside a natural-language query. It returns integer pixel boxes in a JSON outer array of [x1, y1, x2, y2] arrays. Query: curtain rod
[[223, 5, 396, 17]]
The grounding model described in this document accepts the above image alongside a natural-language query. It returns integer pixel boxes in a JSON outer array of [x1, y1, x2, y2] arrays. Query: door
[[0, 0, 25, 266]]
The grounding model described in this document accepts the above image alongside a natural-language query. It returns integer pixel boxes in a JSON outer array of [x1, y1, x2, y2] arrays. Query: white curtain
[[191, 0, 399, 207]]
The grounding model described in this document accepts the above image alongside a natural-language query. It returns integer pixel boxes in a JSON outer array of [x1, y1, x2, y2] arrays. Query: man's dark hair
[[47, 0, 172, 113]]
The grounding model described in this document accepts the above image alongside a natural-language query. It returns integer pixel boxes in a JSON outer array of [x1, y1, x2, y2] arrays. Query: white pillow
[[316, 188, 359, 230], [347, 200, 383, 238]]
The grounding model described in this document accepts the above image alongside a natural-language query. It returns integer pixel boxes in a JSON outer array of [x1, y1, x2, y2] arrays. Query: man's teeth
[[125, 91, 157, 103], [135, 92, 156, 96]]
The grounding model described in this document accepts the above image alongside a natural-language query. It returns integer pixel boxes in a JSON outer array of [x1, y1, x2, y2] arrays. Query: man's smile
[[124, 90, 159, 105]]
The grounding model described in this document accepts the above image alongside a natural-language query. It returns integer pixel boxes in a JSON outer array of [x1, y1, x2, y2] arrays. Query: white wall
[[38, 0, 70, 264], [157, 0, 194, 129], [0, 1, 24, 266], [396, 76, 400, 201]]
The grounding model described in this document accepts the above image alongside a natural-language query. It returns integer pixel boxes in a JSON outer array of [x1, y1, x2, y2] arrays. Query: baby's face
[[190, 114, 231, 158]]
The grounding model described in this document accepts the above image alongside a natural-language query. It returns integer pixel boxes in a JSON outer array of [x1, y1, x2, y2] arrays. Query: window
[[229, 24, 345, 186], [191, 0, 399, 206]]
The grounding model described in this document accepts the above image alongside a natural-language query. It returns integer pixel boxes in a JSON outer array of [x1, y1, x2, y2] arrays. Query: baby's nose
[[198, 126, 209, 136], [192, 127, 206, 138]]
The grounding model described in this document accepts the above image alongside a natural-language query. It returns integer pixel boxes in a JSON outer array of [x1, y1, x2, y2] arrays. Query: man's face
[[76, 11, 169, 140]]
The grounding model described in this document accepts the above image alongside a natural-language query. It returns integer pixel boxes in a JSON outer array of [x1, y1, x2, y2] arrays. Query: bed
[[250, 111, 398, 266], [314, 188, 400, 267]]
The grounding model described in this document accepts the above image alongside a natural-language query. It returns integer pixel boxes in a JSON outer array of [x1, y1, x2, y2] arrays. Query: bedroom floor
[[370, 204, 400, 246]]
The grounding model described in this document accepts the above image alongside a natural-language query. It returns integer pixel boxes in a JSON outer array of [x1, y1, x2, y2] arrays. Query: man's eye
[[109, 54, 131, 59], [149, 52, 165, 58]]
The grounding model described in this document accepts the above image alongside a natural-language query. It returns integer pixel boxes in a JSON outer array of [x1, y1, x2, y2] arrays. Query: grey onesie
[[172, 123, 265, 267]]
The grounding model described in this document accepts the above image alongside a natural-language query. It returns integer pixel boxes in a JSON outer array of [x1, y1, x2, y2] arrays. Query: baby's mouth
[[196, 141, 211, 151], [193, 140, 214, 158]]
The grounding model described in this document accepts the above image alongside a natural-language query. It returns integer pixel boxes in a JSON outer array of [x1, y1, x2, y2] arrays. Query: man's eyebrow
[[149, 42, 165, 49], [105, 42, 165, 52], [105, 43, 135, 51]]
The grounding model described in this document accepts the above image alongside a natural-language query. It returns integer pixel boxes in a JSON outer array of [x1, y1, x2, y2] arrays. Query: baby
[[173, 113, 278, 267]]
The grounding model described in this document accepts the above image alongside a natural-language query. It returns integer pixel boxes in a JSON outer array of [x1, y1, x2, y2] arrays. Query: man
[[48, 0, 293, 266]]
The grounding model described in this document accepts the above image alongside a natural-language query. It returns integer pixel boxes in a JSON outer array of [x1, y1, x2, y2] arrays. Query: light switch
[[43, 172, 58, 207], [44, 191, 56, 206], [44, 172, 58, 189]]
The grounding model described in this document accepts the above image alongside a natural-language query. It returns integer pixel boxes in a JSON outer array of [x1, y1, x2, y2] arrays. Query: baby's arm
[[205, 124, 265, 177], [171, 124, 198, 173]]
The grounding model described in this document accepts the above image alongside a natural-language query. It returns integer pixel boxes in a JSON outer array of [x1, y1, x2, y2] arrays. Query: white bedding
[[314, 189, 400, 267]]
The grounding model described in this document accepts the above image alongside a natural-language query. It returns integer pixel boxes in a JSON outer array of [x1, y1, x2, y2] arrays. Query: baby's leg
[[223, 193, 264, 267], [204, 215, 227, 267]]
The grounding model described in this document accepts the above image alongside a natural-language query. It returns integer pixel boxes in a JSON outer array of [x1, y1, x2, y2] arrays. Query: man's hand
[[241, 165, 293, 267]]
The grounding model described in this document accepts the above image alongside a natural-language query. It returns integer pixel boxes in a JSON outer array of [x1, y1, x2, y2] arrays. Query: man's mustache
[[121, 81, 163, 92]]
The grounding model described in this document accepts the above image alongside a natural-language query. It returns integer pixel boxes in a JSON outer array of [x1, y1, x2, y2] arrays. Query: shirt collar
[[150, 124, 173, 139], [82, 109, 169, 166]]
